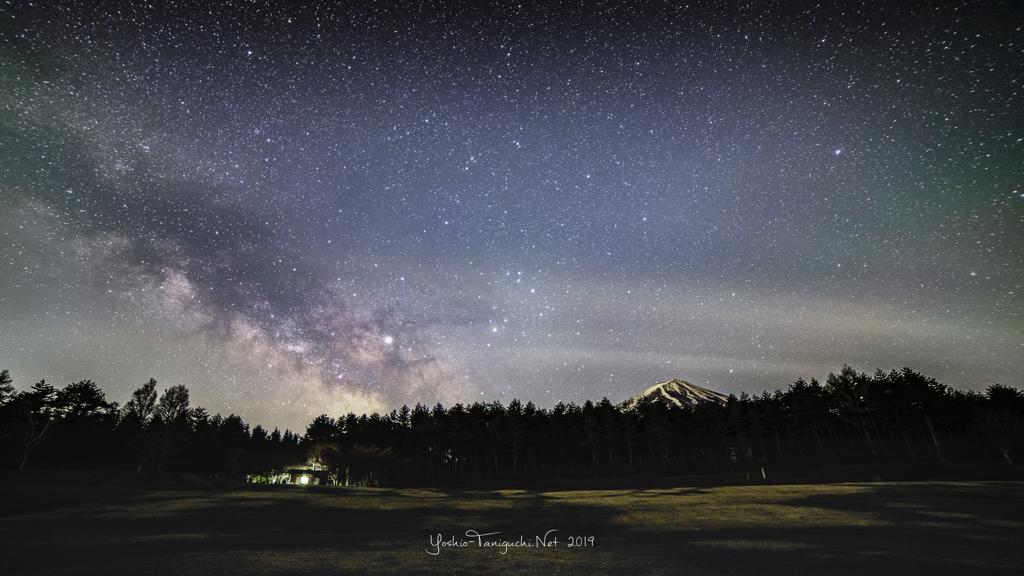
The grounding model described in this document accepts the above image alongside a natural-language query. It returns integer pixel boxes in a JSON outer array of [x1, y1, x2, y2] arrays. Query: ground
[[1, 472, 1022, 575]]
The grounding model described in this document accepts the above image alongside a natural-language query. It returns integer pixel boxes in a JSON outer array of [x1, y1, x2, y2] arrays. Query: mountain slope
[[619, 379, 729, 410]]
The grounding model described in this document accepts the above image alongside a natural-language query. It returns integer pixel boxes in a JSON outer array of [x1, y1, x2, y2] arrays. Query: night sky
[[2, 0, 1022, 433]]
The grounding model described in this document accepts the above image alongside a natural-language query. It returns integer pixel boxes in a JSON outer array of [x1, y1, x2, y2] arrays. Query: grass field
[[1, 475, 1022, 575]]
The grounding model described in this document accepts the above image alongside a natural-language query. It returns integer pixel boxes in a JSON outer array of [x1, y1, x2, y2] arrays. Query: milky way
[[2, 1, 1022, 432]]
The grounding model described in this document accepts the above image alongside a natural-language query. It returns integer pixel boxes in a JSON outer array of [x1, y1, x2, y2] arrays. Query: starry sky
[[2, 0, 1022, 432]]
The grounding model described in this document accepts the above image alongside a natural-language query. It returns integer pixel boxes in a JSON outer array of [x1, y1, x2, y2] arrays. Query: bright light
[[384, 336, 393, 344], [300, 476, 308, 484]]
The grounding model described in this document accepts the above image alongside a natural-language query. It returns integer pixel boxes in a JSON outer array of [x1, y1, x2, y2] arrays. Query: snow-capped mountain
[[619, 379, 729, 410]]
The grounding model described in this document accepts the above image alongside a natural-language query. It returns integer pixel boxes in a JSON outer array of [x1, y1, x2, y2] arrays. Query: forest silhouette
[[1, 366, 1021, 486]]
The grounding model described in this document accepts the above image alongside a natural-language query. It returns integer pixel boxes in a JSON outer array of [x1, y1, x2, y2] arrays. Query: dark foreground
[[1, 473, 1022, 575]]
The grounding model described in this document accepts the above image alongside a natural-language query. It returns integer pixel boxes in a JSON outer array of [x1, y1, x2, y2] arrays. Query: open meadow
[[2, 474, 1023, 575]]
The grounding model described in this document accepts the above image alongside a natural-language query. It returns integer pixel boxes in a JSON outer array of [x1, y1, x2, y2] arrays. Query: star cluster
[[2, 0, 1021, 431]]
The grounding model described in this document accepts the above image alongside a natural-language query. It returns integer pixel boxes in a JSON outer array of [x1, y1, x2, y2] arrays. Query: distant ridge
[[619, 379, 729, 410]]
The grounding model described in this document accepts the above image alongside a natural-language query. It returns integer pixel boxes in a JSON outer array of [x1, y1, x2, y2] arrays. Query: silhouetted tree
[[975, 384, 1024, 465], [4, 380, 59, 470], [55, 380, 117, 420], [129, 383, 199, 471], [304, 415, 337, 445], [0, 370, 14, 407], [975, 411, 1023, 465], [122, 378, 158, 423], [826, 365, 879, 459]]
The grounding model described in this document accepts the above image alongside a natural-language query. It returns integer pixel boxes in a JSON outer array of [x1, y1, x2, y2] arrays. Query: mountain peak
[[619, 379, 729, 410]]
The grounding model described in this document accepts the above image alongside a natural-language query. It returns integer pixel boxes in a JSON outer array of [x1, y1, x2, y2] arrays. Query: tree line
[[1, 366, 1021, 486], [0, 371, 305, 477]]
